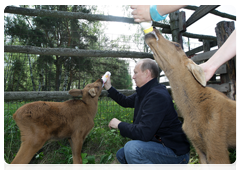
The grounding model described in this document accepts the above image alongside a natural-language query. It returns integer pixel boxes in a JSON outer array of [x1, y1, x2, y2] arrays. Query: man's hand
[[108, 118, 121, 129], [103, 75, 112, 90]]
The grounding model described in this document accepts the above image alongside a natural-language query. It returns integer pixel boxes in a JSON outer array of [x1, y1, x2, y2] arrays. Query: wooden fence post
[[169, 10, 186, 50], [169, 11, 181, 46], [203, 40, 210, 52], [215, 21, 236, 100], [179, 11, 186, 50]]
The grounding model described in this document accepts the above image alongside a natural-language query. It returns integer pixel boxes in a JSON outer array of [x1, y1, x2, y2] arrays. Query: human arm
[[107, 86, 136, 108], [130, 5, 187, 22], [104, 75, 135, 108], [104, 73, 135, 107], [199, 30, 236, 82]]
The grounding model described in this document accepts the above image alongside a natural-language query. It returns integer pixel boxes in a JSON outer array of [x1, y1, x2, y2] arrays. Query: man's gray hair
[[139, 58, 160, 78]]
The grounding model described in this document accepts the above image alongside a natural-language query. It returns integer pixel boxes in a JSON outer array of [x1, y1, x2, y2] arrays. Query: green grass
[[4, 99, 236, 164]]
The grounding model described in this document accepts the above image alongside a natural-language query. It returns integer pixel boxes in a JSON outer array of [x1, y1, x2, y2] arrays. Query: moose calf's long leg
[[11, 137, 47, 164], [69, 133, 84, 164], [208, 147, 230, 170], [194, 148, 207, 164]]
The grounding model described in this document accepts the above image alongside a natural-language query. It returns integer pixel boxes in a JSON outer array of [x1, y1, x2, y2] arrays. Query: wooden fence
[[4, 5, 236, 101]]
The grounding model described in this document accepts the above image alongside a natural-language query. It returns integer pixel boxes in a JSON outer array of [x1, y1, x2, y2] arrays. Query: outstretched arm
[[199, 30, 236, 82], [130, 5, 187, 22]]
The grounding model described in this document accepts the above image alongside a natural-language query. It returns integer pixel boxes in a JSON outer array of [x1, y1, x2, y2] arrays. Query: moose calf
[[11, 78, 103, 164], [145, 28, 236, 164]]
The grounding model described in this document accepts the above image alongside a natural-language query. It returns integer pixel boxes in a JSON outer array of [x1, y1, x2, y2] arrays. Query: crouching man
[[104, 59, 190, 164]]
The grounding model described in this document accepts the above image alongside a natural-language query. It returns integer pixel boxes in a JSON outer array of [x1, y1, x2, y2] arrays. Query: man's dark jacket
[[107, 78, 190, 156]]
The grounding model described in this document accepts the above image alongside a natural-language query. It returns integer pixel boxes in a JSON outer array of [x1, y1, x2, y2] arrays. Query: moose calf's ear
[[88, 88, 96, 97], [186, 59, 206, 87], [69, 89, 83, 97]]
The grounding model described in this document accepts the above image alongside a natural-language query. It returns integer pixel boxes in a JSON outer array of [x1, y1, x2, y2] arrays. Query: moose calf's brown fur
[[11, 79, 103, 164], [145, 28, 236, 164]]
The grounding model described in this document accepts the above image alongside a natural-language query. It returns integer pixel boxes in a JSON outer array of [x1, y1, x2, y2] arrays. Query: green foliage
[[172, 100, 178, 111], [35, 152, 44, 160], [188, 145, 199, 164], [229, 148, 236, 163], [4, 102, 25, 163], [56, 142, 73, 164], [80, 153, 96, 164], [100, 151, 113, 164]]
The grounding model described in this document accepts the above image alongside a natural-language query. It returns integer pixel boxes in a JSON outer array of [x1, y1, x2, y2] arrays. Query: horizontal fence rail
[[4, 5, 220, 41], [4, 90, 136, 101], [184, 5, 236, 20], [4, 45, 154, 59], [4, 6, 168, 29]]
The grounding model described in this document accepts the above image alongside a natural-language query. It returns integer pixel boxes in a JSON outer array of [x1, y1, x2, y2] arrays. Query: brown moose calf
[[11, 78, 103, 164], [145, 28, 236, 164]]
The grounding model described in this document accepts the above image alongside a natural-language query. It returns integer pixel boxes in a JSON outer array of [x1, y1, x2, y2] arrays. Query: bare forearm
[[207, 30, 236, 72], [199, 30, 236, 82], [131, 5, 187, 22]]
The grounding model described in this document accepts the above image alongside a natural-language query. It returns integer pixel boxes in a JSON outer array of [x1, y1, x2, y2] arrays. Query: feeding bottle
[[101, 71, 111, 86], [140, 21, 153, 34]]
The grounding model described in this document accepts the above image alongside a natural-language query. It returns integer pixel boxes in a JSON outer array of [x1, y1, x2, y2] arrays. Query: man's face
[[132, 62, 147, 88]]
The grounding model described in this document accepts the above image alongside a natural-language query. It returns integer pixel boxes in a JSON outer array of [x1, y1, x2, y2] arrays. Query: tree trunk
[[55, 56, 61, 91], [67, 70, 73, 91], [28, 54, 36, 91], [63, 68, 69, 91], [15, 63, 24, 91], [4, 53, 13, 90]]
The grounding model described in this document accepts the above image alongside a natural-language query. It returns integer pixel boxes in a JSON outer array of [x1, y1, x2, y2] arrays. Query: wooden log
[[5, 6, 236, 24], [4, 89, 136, 101], [215, 21, 236, 100], [185, 5, 220, 27], [191, 50, 217, 62], [203, 40, 210, 52], [179, 11, 186, 32], [207, 83, 230, 93], [178, 11, 186, 50], [4, 45, 154, 59], [182, 32, 217, 41], [5, 6, 219, 42], [184, 5, 236, 21], [215, 64, 227, 75], [4, 91, 71, 101], [162, 28, 217, 41], [169, 11, 180, 43], [185, 46, 203, 56], [185, 41, 217, 56], [4, 6, 135, 24]]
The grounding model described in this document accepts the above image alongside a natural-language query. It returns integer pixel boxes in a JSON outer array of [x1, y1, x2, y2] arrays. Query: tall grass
[[4, 98, 236, 164]]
